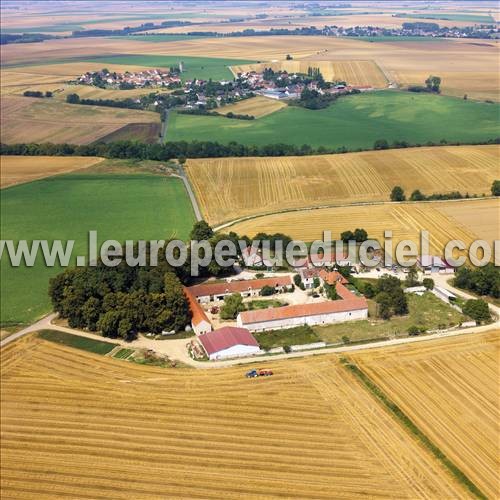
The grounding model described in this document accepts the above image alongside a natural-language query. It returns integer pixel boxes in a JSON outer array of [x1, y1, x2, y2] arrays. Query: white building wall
[[193, 320, 212, 336], [209, 344, 261, 360], [239, 308, 368, 332]]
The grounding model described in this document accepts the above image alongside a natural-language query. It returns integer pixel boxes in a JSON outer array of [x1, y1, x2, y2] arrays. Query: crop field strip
[[0, 155, 104, 188], [231, 60, 388, 88], [228, 199, 497, 254], [1, 95, 159, 145], [219, 95, 287, 118], [349, 331, 500, 499], [1, 336, 468, 498], [186, 145, 499, 225]]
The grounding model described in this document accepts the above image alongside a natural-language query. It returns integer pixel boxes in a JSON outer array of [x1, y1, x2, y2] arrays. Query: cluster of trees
[[340, 228, 368, 243], [71, 20, 190, 38], [454, 264, 499, 298], [296, 87, 361, 110], [49, 261, 191, 341], [177, 108, 255, 120], [462, 299, 491, 324], [2, 137, 499, 162], [408, 75, 441, 93], [363, 275, 408, 320], [1, 33, 55, 45], [390, 182, 499, 202], [66, 93, 144, 110], [220, 293, 245, 320], [23, 90, 53, 98]]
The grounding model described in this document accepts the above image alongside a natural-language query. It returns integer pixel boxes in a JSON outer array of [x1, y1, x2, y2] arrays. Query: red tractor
[[258, 369, 273, 377]]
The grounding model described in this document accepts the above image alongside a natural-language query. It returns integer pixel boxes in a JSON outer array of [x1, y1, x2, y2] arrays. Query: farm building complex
[[237, 281, 368, 332]]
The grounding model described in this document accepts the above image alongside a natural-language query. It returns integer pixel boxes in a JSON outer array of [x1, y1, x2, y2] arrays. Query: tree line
[[390, 182, 500, 202], [2, 136, 499, 162]]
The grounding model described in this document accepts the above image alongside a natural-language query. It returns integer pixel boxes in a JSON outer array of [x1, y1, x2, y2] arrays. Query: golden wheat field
[[1, 96, 159, 145], [0, 156, 104, 189], [0, 335, 472, 499], [350, 330, 500, 500], [219, 95, 286, 118], [229, 199, 499, 253], [186, 145, 499, 225], [231, 60, 388, 87]]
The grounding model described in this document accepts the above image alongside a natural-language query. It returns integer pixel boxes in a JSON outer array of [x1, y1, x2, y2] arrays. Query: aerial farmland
[[0, 0, 499, 498]]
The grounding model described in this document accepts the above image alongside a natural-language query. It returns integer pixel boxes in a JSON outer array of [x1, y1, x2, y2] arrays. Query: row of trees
[[24, 90, 53, 98], [340, 228, 368, 243], [390, 181, 500, 202], [2, 137, 499, 162], [66, 93, 144, 110]]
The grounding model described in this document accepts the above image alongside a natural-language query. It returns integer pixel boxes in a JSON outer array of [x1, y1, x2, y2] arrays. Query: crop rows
[[350, 331, 500, 499], [186, 145, 499, 225], [0, 336, 468, 498]]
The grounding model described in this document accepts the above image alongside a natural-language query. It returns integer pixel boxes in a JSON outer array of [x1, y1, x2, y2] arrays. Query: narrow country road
[[175, 163, 202, 221], [2, 311, 498, 369]]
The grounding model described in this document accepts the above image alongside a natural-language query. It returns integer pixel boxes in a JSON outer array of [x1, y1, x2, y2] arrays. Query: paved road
[[175, 164, 202, 222]]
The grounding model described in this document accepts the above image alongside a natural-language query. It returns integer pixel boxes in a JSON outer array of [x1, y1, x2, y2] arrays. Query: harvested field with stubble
[[231, 60, 388, 87], [1, 96, 159, 145], [0, 156, 103, 188], [229, 199, 499, 252], [349, 330, 500, 500], [219, 95, 286, 118], [187, 145, 499, 225], [0, 335, 471, 498]]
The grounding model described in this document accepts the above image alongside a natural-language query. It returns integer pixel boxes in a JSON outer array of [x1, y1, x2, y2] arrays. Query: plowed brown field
[[350, 330, 500, 500], [0, 335, 470, 498]]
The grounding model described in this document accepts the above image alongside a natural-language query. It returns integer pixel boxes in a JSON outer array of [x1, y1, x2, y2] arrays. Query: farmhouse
[[188, 276, 292, 303], [198, 326, 261, 360], [184, 287, 212, 335], [237, 282, 368, 331]]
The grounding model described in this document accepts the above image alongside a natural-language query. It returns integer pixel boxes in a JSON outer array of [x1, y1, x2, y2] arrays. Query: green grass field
[[166, 91, 500, 149], [37, 330, 118, 354], [254, 325, 320, 350], [314, 293, 466, 343], [84, 55, 256, 82], [1, 168, 195, 327], [395, 13, 495, 23]]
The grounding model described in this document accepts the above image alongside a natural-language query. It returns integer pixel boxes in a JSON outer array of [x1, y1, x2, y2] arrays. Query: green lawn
[[84, 55, 256, 82], [254, 325, 321, 350], [37, 329, 118, 354], [113, 348, 135, 359], [314, 293, 466, 343], [1, 168, 195, 327], [395, 13, 495, 23], [167, 91, 500, 149], [246, 299, 288, 310]]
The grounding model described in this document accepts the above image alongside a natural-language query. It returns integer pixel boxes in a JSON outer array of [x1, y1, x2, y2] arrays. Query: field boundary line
[[340, 358, 488, 500], [213, 196, 499, 231], [174, 164, 202, 222]]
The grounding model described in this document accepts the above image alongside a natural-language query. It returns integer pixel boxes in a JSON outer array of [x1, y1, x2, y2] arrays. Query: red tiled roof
[[188, 276, 292, 298], [239, 295, 367, 325], [184, 287, 210, 327], [198, 327, 259, 355], [319, 270, 349, 286]]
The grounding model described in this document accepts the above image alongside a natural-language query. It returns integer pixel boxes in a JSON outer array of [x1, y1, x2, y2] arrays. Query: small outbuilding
[[198, 326, 261, 360]]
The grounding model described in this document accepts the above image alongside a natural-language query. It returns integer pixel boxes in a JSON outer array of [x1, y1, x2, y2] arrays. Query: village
[[72, 63, 372, 110]]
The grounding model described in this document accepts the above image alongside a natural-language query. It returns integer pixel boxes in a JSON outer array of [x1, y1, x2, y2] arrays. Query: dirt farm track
[[1, 331, 498, 498]]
